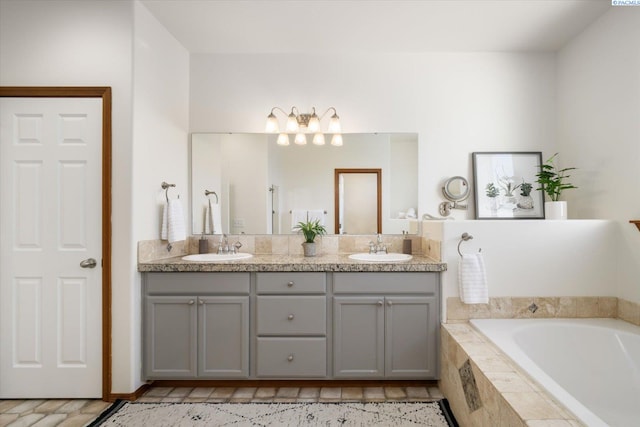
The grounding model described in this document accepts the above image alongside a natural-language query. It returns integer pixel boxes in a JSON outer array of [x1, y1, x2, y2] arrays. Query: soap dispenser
[[402, 231, 412, 255], [198, 233, 208, 254]]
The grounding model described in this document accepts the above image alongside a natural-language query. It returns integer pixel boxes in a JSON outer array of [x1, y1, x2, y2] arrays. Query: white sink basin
[[182, 253, 253, 262], [348, 253, 413, 262]]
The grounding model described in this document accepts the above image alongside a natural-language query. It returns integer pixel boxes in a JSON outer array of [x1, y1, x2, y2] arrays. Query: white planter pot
[[302, 242, 317, 257], [545, 201, 567, 220]]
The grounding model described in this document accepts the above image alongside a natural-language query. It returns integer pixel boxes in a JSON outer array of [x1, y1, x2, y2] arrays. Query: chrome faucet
[[369, 234, 388, 254], [217, 234, 229, 254]]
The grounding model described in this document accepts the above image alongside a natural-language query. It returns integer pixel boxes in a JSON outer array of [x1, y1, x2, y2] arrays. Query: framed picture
[[472, 152, 545, 219]]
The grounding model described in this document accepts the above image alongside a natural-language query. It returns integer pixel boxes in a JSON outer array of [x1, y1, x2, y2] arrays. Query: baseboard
[[107, 383, 151, 402], [150, 379, 438, 388]]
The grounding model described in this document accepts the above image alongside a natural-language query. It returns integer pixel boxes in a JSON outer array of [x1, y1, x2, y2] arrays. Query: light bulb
[[331, 134, 343, 146], [328, 112, 341, 133], [286, 112, 299, 132], [277, 133, 290, 146], [312, 133, 325, 145], [265, 112, 279, 133], [294, 133, 307, 145], [308, 113, 320, 133]]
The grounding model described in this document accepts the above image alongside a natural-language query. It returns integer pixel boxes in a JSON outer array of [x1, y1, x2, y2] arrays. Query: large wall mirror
[[191, 133, 418, 235]]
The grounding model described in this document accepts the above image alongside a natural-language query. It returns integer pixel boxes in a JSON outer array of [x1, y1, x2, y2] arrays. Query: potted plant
[[535, 153, 577, 219], [293, 219, 327, 257]]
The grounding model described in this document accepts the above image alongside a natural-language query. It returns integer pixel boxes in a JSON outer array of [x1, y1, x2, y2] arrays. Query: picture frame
[[472, 152, 545, 219]]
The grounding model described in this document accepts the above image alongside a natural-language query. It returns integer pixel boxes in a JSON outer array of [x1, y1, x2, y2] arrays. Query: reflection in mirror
[[439, 176, 469, 217], [335, 169, 381, 234], [191, 133, 418, 235]]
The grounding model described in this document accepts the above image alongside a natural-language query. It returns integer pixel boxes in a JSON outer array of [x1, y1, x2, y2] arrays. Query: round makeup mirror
[[439, 176, 469, 216], [442, 176, 469, 202]]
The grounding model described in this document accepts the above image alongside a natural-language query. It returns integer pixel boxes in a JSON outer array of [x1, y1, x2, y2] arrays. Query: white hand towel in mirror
[[203, 199, 223, 235], [307, 209, 325, 226], [458, 253, 488, 304], [291, 209, 307, 231]]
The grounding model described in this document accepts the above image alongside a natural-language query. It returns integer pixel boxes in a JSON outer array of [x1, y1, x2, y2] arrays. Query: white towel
[[205, 199, 214, 234], [291, 209, 307, 231], [458, 253, 489, 304], [161, 199, 186, 243], [203, 200, 223, 235], [307, 209, 325, 226]]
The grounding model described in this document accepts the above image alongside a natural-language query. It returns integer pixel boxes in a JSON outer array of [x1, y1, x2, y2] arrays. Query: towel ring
[[161, 181, 176, 202], [205, 190, 219, 204], [458, 232, 481, 257]]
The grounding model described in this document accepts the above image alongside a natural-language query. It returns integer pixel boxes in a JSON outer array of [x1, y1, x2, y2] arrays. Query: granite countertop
[[138, 254, 447, 273]]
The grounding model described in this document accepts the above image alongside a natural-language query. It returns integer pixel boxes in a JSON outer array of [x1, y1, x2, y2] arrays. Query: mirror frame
[[442, 176, 470, 202], [334, 168, 382, 234]]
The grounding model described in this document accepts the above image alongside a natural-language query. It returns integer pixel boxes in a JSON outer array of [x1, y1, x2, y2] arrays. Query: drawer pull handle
[[287, 354, 294, 362], [288, 314, 295, 320], [188, 300, 195, 305], [287, 281, 294, 287], [377, 300, 383, 306]]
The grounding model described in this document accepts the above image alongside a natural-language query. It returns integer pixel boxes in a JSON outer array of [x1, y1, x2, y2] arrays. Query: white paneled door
[[0, 98, 102, 398]]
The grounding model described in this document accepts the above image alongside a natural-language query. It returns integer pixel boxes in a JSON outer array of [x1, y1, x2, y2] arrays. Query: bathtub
[[470, 318, 640, 427]]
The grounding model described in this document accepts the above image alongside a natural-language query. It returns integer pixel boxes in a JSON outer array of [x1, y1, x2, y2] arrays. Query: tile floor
[[0, 385, 444, 426]]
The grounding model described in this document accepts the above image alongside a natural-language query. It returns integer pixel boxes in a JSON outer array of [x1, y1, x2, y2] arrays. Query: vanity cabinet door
[[198, 296, 249, 378], [385, 296, 438, 378], [333, 297, 384, 378], [145, 296, 197, 378]]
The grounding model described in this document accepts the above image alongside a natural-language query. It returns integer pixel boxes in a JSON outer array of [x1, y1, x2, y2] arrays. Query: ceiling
[[141, 0, 611, 54]]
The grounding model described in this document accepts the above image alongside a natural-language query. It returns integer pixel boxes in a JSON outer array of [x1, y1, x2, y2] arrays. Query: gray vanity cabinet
[[143, 273, 250, 379], [255, 272, 327, 378], [333, 273, 439, 379], [145, 296, 198, 378]]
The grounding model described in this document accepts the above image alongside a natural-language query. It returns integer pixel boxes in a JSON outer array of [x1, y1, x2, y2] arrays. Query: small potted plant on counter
[[536, 153, 577, 220], [294, 219, 327, 257]]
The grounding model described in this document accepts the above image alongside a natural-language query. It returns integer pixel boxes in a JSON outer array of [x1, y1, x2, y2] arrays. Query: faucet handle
[[369, 241, 376, 254]]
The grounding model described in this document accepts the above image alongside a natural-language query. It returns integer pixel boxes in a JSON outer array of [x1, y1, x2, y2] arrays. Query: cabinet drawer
[[256, 273, 326, 294], [256, 296, 326, 335], [146, 272, 250, 295], [333, 273, 438, 294], [256, 337, 326, 377]]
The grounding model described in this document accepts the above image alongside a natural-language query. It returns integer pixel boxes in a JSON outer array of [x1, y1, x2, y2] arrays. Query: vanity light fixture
[[266, 106, 342, 147]]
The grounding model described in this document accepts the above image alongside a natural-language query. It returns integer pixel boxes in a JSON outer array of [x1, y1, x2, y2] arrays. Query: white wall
[[557, 8, 640, 303], [440, 220, 620, 320], [132, 1, 189, 391], [0, 0, 137, 393], [189, 52, 557, 220], [1, 0, 190, 394]]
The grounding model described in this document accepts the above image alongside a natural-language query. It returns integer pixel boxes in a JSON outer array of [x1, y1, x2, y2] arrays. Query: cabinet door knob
[[287, 354, 294, 362], [287, 281, 294, 287], [387, 300, 393, 306], [377, 300, 384, 306], [199, 299, 204, 305], [288, 314, 295, 320], [188, 300, 195, 305]]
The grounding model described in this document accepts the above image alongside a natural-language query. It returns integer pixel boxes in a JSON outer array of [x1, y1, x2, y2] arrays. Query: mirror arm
[[438, 201, 467, 217]]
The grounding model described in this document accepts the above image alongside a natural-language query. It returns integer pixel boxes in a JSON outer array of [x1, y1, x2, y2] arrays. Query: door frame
[[0, 86, 112, 400], [334, 168, 382, 234]]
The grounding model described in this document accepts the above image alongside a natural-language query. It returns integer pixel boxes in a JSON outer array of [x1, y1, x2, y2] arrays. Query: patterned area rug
[[89, 400, 458, 426]]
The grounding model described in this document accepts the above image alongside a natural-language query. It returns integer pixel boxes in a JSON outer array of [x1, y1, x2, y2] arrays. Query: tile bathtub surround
[[440, 323, 581, 427], [446, 296, 619, 322], [618, 298, 640, 326]]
